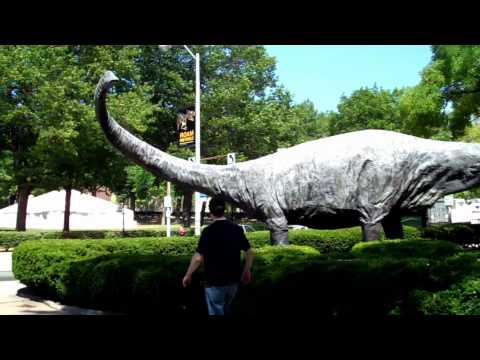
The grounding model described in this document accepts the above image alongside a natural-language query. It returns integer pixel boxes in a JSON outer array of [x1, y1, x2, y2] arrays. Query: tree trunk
[[16, 184, 31, 231], [63, 186, 72, 233], [200, 201, 207, 226], [182, 189, 193, 227], [90, 185, 99, 197], [129, 192, 136, 211]]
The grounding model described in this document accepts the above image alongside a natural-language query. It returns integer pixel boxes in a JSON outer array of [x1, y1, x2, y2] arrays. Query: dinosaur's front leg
[[266, 216, 289, 246], [361, 222, 382, 241]]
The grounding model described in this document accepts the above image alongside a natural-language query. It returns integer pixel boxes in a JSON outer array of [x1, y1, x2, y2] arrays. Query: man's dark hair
[[209, 196, 226, 217]]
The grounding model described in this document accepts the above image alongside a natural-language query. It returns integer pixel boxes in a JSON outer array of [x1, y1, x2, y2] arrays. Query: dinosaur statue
[[95, 71, 480, 245]]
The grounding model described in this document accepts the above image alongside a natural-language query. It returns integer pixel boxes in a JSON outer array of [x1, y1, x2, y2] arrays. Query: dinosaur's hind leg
[[361, 222, 382, 241], [381, 212, 404, 239]]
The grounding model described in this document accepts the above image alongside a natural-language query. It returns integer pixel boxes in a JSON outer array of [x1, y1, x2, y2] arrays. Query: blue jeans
[[204, 283, 239, 316]]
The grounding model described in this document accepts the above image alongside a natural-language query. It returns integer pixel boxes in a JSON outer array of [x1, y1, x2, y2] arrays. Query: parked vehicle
[[288, 225, 308, 230], [240, 224, 256, 233]]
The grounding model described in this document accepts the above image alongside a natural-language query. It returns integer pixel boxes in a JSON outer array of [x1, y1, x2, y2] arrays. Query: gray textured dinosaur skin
[[95, 71, 480, 245]]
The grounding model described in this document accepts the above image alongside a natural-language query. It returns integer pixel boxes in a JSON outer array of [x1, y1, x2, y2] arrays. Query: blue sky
[[264, 45, 433, 113]]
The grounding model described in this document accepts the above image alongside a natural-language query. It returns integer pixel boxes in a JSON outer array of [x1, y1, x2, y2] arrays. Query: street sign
[[227, 153, 236, 165], [163, 196, 172, 209]]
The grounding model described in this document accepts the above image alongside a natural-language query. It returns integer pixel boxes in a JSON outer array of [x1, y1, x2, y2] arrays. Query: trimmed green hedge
[[11, 236, 326, 298], [410, 276, 480, 315], [236, 248, 480, 316], [421, 224, 479, 245], [0, 228, 195, 251], [13, 233, 480, 315], [246, 226, 422, 254], [13, 239, 322, 314], [387, 252, 480, 315], [0, 230, 68, 251], [352, 239, 462, 259], [1, 225, 423, 252]]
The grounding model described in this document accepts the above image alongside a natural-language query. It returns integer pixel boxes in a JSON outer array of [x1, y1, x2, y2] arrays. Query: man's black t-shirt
[[196, 219, 251, 287]]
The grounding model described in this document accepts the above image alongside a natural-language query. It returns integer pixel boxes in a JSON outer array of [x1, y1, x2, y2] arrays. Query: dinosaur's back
[[287, 129, 440, 158], [241, 129, 479, 226]]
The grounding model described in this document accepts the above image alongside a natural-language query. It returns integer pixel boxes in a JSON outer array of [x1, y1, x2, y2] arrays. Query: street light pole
[[194, 52, 201, 236], [159, 45, 201, 236], [166, 181, 171, 237], [122, 201, 125, 234]]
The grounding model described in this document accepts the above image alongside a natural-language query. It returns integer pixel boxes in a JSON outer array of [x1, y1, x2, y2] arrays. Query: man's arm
[[241, 248, 255, 285], [182, 252, 204, 288]]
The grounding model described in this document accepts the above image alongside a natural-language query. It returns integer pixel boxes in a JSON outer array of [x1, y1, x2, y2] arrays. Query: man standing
[[182, 196, 255, 316]]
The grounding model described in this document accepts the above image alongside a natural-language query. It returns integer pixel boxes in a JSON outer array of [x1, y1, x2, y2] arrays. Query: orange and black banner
[[177, 108, 195, 147]]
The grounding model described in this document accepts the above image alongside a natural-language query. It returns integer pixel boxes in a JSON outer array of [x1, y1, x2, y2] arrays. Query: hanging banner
[[177, 108, 195, 147]]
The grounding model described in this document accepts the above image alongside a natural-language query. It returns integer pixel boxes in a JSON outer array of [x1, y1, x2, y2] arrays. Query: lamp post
[[165, 181, 172, 237], [159, 45, 202, 236], [117, 201, 125, 234], [122, 201, 125, 234]]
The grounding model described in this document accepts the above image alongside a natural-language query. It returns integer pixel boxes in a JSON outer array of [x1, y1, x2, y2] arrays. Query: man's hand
[[241, 269, 252, 285], [182, 274, 192, 288], [182, 252, 204, 288], [241, 248, 254, 285]]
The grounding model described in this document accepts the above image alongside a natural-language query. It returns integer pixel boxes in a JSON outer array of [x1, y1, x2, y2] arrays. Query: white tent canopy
[[0, 190, 138, 230]]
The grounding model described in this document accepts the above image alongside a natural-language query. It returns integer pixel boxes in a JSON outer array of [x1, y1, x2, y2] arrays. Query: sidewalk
[[0, 252, 111, 315]]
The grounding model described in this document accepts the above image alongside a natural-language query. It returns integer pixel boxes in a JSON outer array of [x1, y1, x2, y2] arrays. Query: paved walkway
[[0, 252, 111, 315]]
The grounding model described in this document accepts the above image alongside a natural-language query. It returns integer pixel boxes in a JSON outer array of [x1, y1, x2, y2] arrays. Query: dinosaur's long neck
[[94, 71, 246, 202]]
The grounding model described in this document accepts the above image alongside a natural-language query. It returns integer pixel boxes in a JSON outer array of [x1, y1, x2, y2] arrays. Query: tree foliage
[[424, 46, 480, 138], [5, 44, 480, 219], [0, 45, 157, 229], [328, 85, 404, 135]]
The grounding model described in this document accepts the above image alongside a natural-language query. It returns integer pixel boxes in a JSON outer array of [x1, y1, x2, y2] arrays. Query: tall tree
[[0, 150, 15, 208], [419, 46, 480, 138], [399, 61, 448, 139], [42, 45, 156, 232], [0, 45, 156, 231], [134, 45, 326, 221], [451, 124, 480, 199], [328, 86, 404, 135], [0, 46, 54, 230]]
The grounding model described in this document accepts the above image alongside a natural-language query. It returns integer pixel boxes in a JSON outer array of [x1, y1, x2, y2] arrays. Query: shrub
[[13, 239, 323, 314], [250, 225, 421, 254], [403, 226, 423, 240], [233, 255, 435, 316], [0, 228, 194, 251], [421, 224, 478, 245], [1, 224, 421, 252], [246, 228, 364, 253], [0, 230, 70, 251], [12, 237, 200, 296], [411, 277, 480, 315], [16, 222, 475, 315], [351, 239, 462, 259]]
